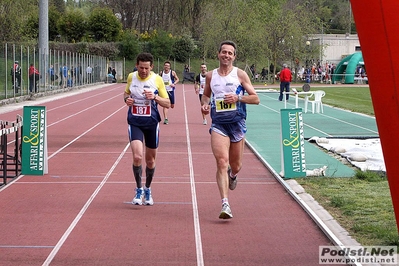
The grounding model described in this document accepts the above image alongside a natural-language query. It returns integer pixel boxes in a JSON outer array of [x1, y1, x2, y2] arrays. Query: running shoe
[[227, 168, 237, 190], [219, 203, 233, 219], [132, 187, 144, 205], [203, 118, 207, 125], [144, 187, 154, 206], [164, 118, 169, 125]]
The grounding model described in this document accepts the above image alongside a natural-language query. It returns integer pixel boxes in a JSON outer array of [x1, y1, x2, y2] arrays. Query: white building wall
[[310, 34, 361, 65]]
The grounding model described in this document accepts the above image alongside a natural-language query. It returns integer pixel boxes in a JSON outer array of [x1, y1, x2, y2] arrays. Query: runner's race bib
[[164, 81, 173, 91], [215, 94, 236, 112], [132, 99, 151, 116]]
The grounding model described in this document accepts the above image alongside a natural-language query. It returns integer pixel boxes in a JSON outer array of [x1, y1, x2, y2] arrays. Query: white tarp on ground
[[309, 137, 386, 172]]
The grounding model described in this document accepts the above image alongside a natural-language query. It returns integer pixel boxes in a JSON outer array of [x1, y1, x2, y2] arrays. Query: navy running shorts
[[128, 123, 160, 149]]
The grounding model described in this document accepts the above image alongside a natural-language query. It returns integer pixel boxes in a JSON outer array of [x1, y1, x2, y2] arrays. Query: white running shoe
[[132, 187, 144, 205], [219, 203, 233, 219], [203, 118, 207, 125], [144, 187, 154, 206]]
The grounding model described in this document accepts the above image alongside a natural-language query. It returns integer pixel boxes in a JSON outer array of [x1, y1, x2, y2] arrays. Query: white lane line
[[316, 113, 378, 134], [257, 92, 377, 135], [45, 86, 124, 112], [182, 84, 204, 266], [0, 106, 125, 192], [47, 94, 121, 127], [48, 106, 125, 159], [42, 143, 130, 266], [4, 89, 122, 146]]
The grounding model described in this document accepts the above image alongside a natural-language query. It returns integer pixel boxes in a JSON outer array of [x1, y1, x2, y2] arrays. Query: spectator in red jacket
[[29, 64, 40, 93], [278, 64, 292, 101]]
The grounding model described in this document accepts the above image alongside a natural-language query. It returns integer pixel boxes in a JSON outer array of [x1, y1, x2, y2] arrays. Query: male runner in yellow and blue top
[[124, 53, 170, 206]]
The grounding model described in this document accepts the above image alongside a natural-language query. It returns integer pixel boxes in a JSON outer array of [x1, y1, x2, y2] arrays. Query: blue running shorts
[[210, 119, 247, 143], [128, 123, 159, 149], [167, 90, 175, 105]]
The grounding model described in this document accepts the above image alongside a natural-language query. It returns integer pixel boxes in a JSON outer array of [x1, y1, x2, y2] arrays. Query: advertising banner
[[21, 106, 48, 175], [280, 108, 306, 178]]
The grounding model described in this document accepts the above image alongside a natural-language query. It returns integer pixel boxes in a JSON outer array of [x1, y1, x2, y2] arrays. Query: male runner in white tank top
[[195, 63, 208, 125], [201, 40, 260, 219], [159, 61, 179, 124]]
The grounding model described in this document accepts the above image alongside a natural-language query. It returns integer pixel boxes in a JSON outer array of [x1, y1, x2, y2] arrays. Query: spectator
[[86, 65, 92, 84], [278, 64, 292, 101], [28, 63, 40, 93], [112, 67, 117, 81], [10, 61, 21, 93]]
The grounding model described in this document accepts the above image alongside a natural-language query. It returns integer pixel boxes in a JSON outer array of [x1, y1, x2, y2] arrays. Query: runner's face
[[163, 63, 171, 72], [201, 65, 207, 74], [218, 44, 236, 66], [137, 61, 153, 79]]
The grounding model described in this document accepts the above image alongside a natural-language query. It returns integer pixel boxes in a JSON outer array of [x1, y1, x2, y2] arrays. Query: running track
[[0, 83, 337, 265]]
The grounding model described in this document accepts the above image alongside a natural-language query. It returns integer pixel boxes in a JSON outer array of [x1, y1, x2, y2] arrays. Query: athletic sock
[[133, 165, 142, 188], [229, 170, 237, 180], [222, 198, 229, 205], [145, 166, 155, 188]]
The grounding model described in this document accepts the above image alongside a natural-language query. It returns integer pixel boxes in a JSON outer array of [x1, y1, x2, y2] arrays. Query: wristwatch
[[238, 94, 242, 102]]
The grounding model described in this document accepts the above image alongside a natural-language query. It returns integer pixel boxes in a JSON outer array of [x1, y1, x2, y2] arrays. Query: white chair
[[306, 90, 325, 113]]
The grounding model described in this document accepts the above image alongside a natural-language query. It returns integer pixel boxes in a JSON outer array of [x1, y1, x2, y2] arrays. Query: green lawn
[[313, 87, 374, 116], [291, 85, 398, 249], [297, 173, 399, 247]]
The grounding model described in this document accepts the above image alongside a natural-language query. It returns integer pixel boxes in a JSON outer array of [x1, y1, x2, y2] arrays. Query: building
[[308, 34, 361, 65]]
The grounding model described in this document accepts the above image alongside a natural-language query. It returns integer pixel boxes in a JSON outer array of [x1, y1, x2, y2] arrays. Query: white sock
[[222, 198, 228, 205]]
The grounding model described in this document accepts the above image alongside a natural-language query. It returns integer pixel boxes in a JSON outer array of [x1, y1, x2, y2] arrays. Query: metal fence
[[1, 43, 109, 100]]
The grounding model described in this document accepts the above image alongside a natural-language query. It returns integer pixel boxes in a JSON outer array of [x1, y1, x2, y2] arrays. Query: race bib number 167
[[215, 96, 236, 112]]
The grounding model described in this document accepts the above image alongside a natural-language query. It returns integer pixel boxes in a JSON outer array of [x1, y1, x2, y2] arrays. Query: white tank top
[[199, 74, 206, 94], [161, 71, 173, 91]]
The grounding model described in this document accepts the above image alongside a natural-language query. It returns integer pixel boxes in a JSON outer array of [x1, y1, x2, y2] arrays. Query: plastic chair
[[306, 90, 325, 113]]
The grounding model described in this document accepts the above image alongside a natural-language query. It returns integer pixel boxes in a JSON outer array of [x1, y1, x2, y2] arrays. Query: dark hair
[[164, 61, 171, 66], [218, 40, 237, 55], [136, 53, 154, 65]]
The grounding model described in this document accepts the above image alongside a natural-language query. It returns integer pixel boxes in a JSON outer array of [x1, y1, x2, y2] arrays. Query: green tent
[[332, 52, 364, 84]]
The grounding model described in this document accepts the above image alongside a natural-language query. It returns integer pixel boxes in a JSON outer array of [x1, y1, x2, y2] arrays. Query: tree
[[51, 0, 66, 14], [119, 30, 141, 60], [57, 9, 87, 42], [148, 30, 175, 60], [49, 6, 62, 41], [172, 34, 195, 62], [23, 5, 62, 42], [0, 0, 32, 42], [87, 7, 122, 42], [200, 0, 274, 62]]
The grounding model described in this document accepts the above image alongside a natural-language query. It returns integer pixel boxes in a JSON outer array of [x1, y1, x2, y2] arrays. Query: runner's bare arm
[[201, 71, 212, 115], [237, 69, 260, 105]]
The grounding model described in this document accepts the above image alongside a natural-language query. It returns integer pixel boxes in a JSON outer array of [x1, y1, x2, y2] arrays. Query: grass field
[[290, 84, 398, 248]]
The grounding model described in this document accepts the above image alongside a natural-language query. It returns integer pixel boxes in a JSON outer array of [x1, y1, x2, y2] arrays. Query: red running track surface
[[0, 83, 337, 265]]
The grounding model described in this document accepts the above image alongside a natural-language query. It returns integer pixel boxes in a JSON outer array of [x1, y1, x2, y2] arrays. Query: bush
[[148, 30, 175, 59], [172, 35, 195, 62], [118, 31, 141, 60]]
